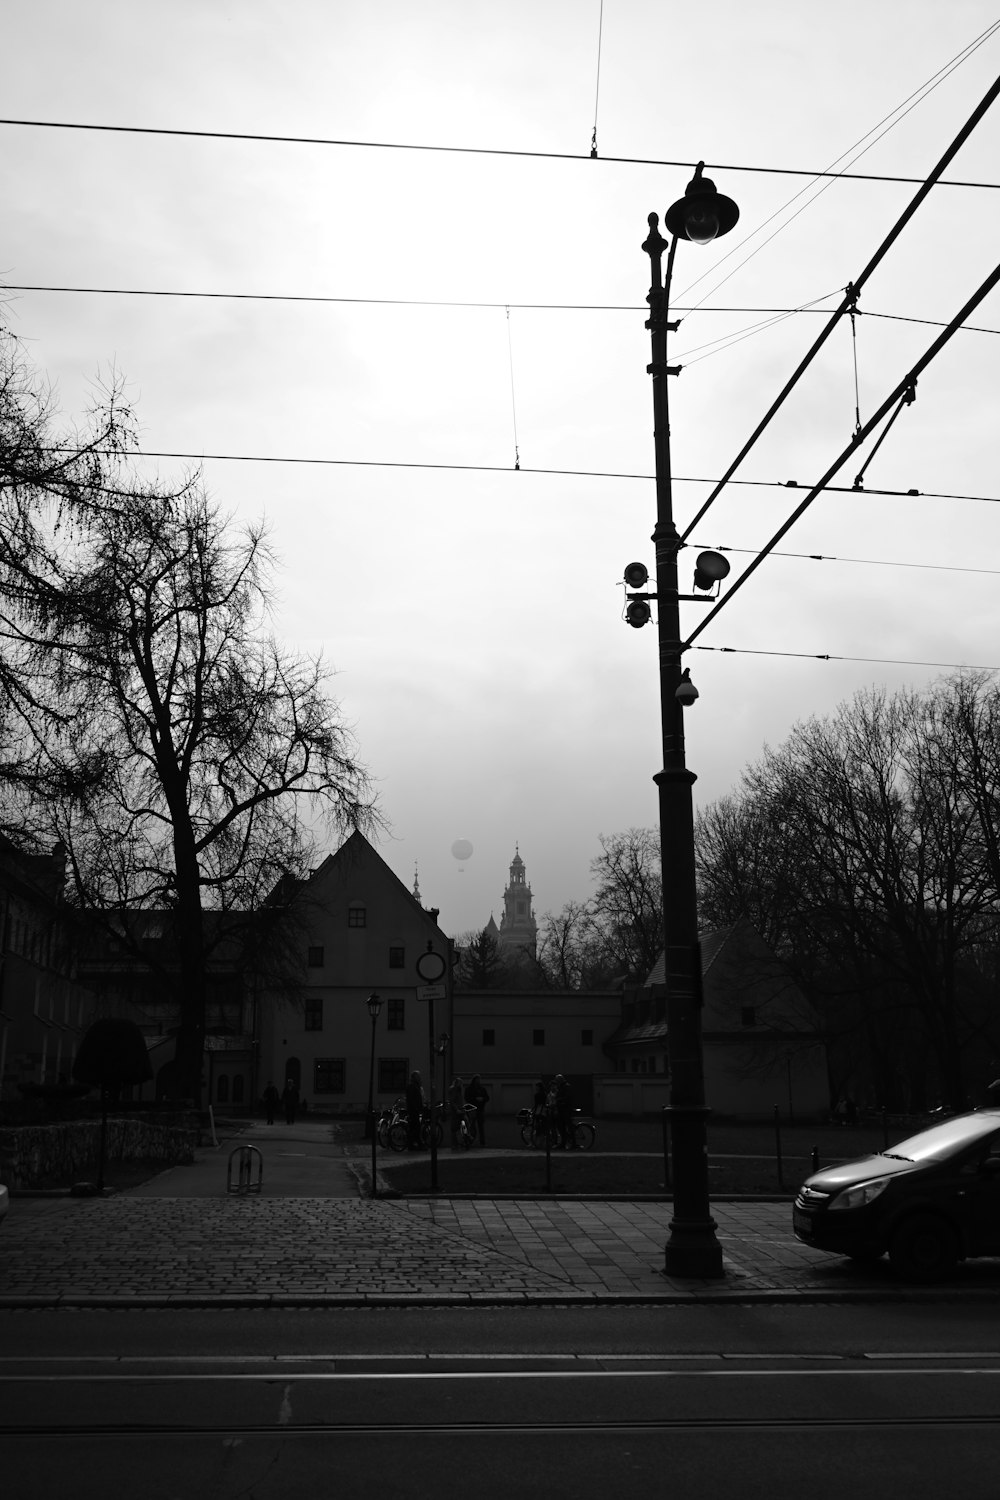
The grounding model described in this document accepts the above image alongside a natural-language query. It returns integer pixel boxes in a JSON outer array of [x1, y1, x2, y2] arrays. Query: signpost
[[416, 946, 448, 1190]]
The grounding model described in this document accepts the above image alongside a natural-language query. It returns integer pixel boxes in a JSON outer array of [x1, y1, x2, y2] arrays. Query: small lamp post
[[364, 993, 382, 1196]]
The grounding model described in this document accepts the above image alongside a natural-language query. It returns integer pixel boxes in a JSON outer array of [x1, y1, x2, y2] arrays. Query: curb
[[2, 1285, 997, 1311]]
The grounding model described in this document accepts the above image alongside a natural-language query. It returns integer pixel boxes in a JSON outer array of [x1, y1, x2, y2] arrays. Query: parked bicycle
[[516, 1107, 596, 1151], [377, 1097, 406, 1149], [388, 1099, 445, 1152]]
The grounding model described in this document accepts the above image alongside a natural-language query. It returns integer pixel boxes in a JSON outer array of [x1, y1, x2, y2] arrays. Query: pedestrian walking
[[406, 1070, 425, 1150], [282, 1077, 299, 1125], [554, 1073, 574, 1148], [262, 1081, 279, 1125], [533, 1078, 548, 1137], [448, 1075, 465, 1149], [465, 1074, 489, 1145]]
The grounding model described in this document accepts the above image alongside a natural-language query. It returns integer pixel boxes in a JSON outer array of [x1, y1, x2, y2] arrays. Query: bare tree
[[696, 677, 1000, 1109], [0, 337, 377, 1101], [588, 828, 664, 982]]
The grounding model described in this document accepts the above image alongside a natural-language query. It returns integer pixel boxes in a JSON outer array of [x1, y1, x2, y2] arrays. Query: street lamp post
[[364, 993, 383, 1198], [639, 164, 738, 1280]]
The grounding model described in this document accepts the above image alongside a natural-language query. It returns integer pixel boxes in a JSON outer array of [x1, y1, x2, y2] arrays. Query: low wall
[[0, 1111, 198, 1189]]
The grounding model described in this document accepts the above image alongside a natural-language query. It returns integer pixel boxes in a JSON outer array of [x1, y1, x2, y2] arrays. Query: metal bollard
[[227, 1144, 263, 1195]]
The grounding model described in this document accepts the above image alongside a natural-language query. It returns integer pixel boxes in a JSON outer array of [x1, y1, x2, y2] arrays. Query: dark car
[[793, 1107, 1000, 1280]]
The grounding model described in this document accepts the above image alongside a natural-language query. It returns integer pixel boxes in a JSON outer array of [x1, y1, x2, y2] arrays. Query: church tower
[[497, 845, 537, 959]]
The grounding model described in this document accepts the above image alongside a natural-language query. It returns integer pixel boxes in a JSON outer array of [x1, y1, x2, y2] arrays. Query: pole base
[[664, 1219, 725, 1279]]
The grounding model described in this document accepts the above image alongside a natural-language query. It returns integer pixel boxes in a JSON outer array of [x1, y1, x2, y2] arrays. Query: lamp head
[[675, 669, 699, 707], [692, 550, 731, 592], [366, 992, 383, 1020], [664, 162, 739, 245]]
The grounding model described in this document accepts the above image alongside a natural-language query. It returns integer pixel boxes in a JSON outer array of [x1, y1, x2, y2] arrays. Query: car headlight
[[828, 1177, 891, 1212]]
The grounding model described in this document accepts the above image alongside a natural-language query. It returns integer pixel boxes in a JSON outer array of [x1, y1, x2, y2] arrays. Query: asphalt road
[[6, 1303, 1000, 1498]]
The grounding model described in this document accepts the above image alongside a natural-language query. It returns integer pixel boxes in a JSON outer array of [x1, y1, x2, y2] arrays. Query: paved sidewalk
[[5, 1187, 1000, 1307], [5, 1123, 1000, 1306]]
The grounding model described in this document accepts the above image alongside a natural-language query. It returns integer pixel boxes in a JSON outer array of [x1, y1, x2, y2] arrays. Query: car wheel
[[888, 1213, 958, 1281]]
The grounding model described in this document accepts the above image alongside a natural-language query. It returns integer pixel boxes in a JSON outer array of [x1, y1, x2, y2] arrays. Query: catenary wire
[[506, 306, 520, 470], [4, 286, 999, 341], [678, 69, 1000, 543], [691, 645, 1000, 670], [673, 20, 1000, 311], [688, 543, 1000, 578], [1, 116, 998, 190], [83, 448, 1000, 509], [685, 253, 1000, 649], [590, 0, 604, 158]]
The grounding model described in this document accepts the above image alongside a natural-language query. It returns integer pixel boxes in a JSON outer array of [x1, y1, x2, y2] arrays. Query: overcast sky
[[4, 1, 1000, 937]]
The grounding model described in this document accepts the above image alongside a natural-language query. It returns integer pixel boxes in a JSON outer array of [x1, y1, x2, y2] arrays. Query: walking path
[[3, 1120, 999, 1307]]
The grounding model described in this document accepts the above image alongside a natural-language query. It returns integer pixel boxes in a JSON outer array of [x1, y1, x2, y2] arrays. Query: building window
[[389, 945, 405, 969], [304, 996, 324, 1031], [581, 1029, 593, 1047], [378, 1058, 408, 1093], [740, 1006, 756, 1028], [482, 1029, 495, 1047], [348, 906, 367, 928], [232, 1074, 245, 1103], [533, 1029, 545, 1046], [387, 997, 405, 1031], [314, 1058, 345, 1094], [307, 946, 324, 968]]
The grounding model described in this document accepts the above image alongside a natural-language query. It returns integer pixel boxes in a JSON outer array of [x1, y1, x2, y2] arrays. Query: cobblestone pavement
[[5, 1191, 1000, 1307]]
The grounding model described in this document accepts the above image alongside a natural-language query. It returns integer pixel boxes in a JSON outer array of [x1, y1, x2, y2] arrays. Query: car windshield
[[887, 1113, 1000, 1163]]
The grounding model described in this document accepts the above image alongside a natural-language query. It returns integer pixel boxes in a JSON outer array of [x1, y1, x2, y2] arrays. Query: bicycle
[[377, 1097, 406, 1149], [453, 1102, 478, 1149], [516, 1107, 596, 1151], [388, 1101, 445, 1152]]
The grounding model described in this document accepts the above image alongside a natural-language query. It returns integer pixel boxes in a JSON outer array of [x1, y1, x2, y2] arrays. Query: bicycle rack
[[227, 1144, 263, 1195]]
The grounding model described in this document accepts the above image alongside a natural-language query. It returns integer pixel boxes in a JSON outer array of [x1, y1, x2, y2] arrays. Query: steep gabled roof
[[307, 829, 443, 930]]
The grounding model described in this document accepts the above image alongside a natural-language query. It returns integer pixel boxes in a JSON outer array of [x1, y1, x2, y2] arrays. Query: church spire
[[412, 862, 421, 903], [497, 845, 537, 959]]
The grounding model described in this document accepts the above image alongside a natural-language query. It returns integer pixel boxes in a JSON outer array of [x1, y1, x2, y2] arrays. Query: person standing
[[282, 1077, 299, 1125], [465, 1074, 489, 1146], [262, 1081, 279, 1125], [406, 1070, 425, 1150]]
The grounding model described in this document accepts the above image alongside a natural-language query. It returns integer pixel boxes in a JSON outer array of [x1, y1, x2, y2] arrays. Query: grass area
[[380, 1149, 819, 1199], [18, 1159, 168, 1193], [375, 1121, 894, 1199]]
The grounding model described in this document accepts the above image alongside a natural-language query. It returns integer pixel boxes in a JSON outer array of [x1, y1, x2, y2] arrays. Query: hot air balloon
[[451, 839, 473, 871]]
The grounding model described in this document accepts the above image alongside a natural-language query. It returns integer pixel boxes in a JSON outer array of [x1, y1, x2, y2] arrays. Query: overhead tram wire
[[685, 253, 1000, 651], [99, 448, 1000, 510], [678, 68, 1000, 545], [692, 645, 1000, 671], [5, 285, 1000, 342], [1, 116, 998, 191], [688, 543, 1000, 579], [673, 17, 1000, 314], [590, 0, 604, 158]]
